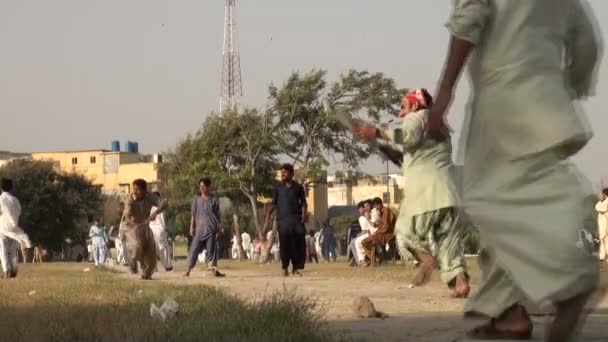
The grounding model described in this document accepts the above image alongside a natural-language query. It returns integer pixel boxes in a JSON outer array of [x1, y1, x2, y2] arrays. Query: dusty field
[[120, 258, 608, 341]]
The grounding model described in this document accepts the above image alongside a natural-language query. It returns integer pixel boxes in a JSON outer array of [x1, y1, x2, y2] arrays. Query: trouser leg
[[99, 245, 107, 266], [92, 245, 101, 266], [140, 229, 157, 278], [600, 236, 608, 260], [0, 237, 11, 273], [205, 235, 218, 268], [187, 238, 206, 271], [279, 229, 294, 270], [157, 237, 172, 269], [294, 233, 306, 269], [432, 208, 468, 284]]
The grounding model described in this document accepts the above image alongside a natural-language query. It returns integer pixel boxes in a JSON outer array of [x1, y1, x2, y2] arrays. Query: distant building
[[31, 149, 162, 195], [327, 172, 404, 209]]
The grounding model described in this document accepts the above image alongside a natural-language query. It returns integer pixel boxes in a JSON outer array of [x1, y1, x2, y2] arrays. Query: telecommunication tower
[[220, 0, 242, 112]]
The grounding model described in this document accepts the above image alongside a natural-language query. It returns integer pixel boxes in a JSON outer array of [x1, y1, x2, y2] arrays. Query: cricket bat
[[335, 111, 404, 167]]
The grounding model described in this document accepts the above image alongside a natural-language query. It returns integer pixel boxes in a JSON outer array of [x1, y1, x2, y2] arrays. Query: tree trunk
[[231, 210, 247, 261], [261, 215, 279, 264], [246, 192, 265, 241]]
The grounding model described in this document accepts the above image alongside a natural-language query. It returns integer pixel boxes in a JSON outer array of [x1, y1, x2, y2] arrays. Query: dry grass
[[0, 263, 349, 342], [214, 256, 482, 285]]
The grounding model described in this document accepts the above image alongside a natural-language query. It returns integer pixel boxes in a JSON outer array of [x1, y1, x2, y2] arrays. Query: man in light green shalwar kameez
[[355, 88, 470, 298], [428, 0, 601, 340]]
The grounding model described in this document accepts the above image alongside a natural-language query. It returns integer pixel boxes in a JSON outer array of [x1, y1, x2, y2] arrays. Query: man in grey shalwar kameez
[[184, 177, 225, 277], [429, 0, 601, 340]]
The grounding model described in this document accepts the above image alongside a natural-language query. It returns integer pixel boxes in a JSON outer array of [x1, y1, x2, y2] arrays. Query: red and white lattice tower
[[220, 0, 242, 112]]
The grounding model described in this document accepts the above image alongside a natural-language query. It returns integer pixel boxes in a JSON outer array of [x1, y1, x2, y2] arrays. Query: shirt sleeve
[[596, 200, 608, 214], [214, 197, 221, 224], [565, 0, 600, 98], [272, 187, 279, 207], [389, 111, 426, 152], [446, 0, 490, 45], [191, 197, 197, 216], [0, 196, 19, 227], [299, 185, 308, 207]]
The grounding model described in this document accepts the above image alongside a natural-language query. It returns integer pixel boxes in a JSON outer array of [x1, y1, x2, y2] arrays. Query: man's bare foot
[[465, 304, 533, 340], [183, 271, 190, 277], [291, 268, 302, 277], [545, 290, 592, 342], [410, 251, 436, 287], [449, 273, 470, 298], [282, 269, 289, 277]]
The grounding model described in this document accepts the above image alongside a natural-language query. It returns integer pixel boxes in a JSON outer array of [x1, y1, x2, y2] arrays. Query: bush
[[0, 159, 103, 250]]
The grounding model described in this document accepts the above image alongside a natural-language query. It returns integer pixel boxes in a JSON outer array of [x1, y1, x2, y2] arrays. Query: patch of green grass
[[0, 264, 349, 342]]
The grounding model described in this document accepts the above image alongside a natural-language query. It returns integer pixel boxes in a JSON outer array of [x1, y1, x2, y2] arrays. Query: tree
[[0, 159, 103, 251], [159, 108, 278, 258], [268, 69, 405, 184]]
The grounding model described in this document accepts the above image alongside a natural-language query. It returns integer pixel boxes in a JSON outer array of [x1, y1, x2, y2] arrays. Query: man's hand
[[427, 87, 453, 141], [189, 227, 195, 237], [301, 213, 308, 224]]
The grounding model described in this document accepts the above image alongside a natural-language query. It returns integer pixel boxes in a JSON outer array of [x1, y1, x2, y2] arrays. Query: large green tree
[[268, 69, 404, 184], [160, 108, 278, 256], [0, 159, 103, 251]]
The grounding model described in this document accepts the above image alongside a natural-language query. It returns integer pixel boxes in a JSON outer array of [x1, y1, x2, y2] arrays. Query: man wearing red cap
[[354, 88, 470, 298]]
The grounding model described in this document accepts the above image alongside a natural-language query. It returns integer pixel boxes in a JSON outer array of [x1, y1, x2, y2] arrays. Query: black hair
[[199, 177, 212, 187], [356, 201, 366, 209], [603, 188, 608, 196], [372, 197, 383, 206], [365, 199, 373, 206], [281, 163, 294, 174], [152, 191, 161, 197], [1, 178, 13, 192], [132, 179, 147, 191]]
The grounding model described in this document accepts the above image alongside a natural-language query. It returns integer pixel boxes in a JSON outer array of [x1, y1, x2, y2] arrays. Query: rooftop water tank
[[111, 140, 120, 152], [126, 141, 135, 153], [133, 141, 139, 154]]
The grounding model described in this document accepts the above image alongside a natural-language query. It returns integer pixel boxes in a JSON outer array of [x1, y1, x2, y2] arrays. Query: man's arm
[[266, 188, 278, 221], [300, 185, 308, 223], [189, 198, 196, 237], [429, 0, 488, 140], [214, 198, 221, 234]]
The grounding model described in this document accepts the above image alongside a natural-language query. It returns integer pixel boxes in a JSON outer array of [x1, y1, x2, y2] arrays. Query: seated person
[[362, 198, 396, 263]]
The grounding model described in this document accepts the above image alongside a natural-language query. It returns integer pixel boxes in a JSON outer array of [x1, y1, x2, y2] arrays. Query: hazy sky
[[1, 1, 606, 183]]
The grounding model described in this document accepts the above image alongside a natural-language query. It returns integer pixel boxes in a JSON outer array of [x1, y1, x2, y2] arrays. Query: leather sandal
[[465, 319, 533, 340]]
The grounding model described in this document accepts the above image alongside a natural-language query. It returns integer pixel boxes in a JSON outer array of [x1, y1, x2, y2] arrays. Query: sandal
[[464, 320, 532, 340]]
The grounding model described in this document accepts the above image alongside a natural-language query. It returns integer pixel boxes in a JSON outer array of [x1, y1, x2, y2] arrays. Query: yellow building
[[31, 149, 162, 195]]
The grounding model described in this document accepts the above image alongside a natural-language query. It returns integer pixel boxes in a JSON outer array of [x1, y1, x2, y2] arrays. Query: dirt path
[[120, 262, 608, 341]]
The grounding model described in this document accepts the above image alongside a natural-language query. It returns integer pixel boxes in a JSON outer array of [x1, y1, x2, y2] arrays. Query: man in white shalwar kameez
[[241, 232, 252, 259], [0, 178, 32, 278], [596, 188, 608, 262], [429, 1, 601, 340], [150, 192, 173, 272]]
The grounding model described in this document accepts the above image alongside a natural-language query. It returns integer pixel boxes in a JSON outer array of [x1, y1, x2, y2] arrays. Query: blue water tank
[[133, 141, 139, 153], [125, 141, 134, 153], [111, 140, 120, 152]]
